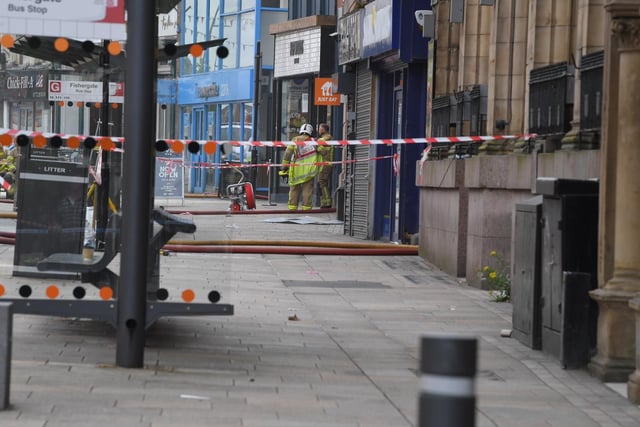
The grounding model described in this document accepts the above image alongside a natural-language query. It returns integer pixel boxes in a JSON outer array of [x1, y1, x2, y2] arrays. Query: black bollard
[[0, 302, 12, 410], [418, 334, 477, 427]]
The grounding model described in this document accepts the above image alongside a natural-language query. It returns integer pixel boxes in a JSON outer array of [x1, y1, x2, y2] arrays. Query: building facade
[[417, 0, 640, 405], [176, 0, 288, 194], [337, 0, 429, 242]]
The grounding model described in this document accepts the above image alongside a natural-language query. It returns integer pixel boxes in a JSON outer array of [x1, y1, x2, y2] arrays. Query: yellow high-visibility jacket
[[282, 135, 321, 185], [317, 133, 333, 165]]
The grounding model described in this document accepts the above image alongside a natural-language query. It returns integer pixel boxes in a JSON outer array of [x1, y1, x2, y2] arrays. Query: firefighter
[[316, 123, 333, 208], [279, 124, 321, 210]]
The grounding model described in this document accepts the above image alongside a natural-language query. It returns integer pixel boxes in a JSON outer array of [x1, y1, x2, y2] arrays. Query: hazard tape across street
[[0, 128, 536, 151]]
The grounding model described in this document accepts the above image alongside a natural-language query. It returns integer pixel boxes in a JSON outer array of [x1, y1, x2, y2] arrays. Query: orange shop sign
[[314, 78, 341, 106]]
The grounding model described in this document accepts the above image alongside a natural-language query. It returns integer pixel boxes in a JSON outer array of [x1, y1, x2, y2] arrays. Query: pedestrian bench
[[36, 207, 196, 292], [37, 212, 122, 290], [147, 208, 196, 297]]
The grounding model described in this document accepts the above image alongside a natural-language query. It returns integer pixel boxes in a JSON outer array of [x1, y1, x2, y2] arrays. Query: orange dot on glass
[[182, 289, 195, 303], [33, 135, 47, 148], [111, 103, 119, 109], [190, 44, 204, 57], [76, 101, 83, 107], [171, 141, 184, 154], [99, 287, 113, 300], [204, 141, 217, 155], [67, 136, 81, 149], [54, 37, 69, 52], [0, 284, 5, 297], [107, 41, 122, 56], [99, 137, 114, 151], [46, 285, 60, 299], [0, 134, 12, 146], [94, 102, 101, 109], [1, 34, 14, 49], [58, 101, 65, 107]]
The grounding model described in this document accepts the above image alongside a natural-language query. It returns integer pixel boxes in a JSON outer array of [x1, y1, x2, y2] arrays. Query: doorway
[[189, 106, 207, 193]]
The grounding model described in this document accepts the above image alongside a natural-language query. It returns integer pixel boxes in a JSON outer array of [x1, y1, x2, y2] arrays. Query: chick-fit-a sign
[[314, 78, 340, 106], [0, 0, 126, 39]]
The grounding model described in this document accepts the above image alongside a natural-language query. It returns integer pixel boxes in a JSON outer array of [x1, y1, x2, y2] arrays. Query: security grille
[[470, 84, 487, 136], [431, 95, 451, 137], [529, 62, 574, 135], [344, 61, 372, 239], [580, 50, 604, 132]]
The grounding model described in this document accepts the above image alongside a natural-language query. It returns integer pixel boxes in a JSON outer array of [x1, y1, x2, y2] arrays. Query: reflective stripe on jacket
[[282, 135, 321, 185]]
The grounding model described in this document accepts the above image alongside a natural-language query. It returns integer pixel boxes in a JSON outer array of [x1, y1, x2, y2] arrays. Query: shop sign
[[1, 70, 48, 100], [361, 0, 394, 58], [0, 0, 126, 40], [314, 78, 340, 106], [178, 69, 253, 105], [338, 11, 362, 65], [48, 80, 124, 103]]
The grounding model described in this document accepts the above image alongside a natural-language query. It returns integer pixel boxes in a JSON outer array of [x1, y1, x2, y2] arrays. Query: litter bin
[[536, 177, 599, 368], [13, 145, 90, 279]]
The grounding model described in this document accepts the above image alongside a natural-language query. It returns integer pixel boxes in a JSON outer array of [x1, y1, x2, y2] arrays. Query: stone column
[[561, 0, 606, 150], [589, 6, 640, 392]]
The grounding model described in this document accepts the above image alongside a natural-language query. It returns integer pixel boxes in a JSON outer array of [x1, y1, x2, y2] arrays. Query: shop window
[[239, 12, 255, 67], [290, 41, 304, 56], [280, 79, 310, 141], [262, 0, 287, 7], [225, 0, 239, 12], [208, 1, 221, 71], [223, 15, 238, 68]]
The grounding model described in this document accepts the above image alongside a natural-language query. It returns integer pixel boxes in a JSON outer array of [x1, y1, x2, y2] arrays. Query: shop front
[[177, 68, 254, 194], [270, 15, 338, 203], [339, 0, 428, 242], [1, 70, 49, 132]]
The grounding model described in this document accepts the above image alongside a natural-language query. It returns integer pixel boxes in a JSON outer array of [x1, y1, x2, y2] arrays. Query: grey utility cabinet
[[512, 195, 543, 350], [536, 178, 599, 369]]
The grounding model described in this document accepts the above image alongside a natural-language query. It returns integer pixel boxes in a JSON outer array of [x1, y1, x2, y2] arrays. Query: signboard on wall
[[0, 0, 126, 40], [361, 0, 395, 58], [48, 80, 124, 103], [338, 11, 361, 65], [314, 78, 340, 106], [0, 70, 47, 100], [178, 68, 253, 105]]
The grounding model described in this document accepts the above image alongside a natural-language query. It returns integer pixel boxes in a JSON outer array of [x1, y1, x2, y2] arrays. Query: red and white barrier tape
[[158, 154, 398, 170], [0, 175, 11, 193], [0, 128, 536, 149]]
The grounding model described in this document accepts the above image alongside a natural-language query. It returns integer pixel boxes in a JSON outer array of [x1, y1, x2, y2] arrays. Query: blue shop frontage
[[176, 68, 255, 194], [177, 68, 254, 194], [339, 0, 429, 243]]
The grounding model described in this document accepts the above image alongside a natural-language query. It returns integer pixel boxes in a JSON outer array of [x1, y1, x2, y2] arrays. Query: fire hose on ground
[[0, 231, 419, 256]]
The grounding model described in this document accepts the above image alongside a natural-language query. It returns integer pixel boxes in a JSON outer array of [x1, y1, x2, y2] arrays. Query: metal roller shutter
[[345, 61, 373, 239]]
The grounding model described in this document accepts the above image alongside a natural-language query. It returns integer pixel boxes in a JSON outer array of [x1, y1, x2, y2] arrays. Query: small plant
[[480, 250, 511, 302]]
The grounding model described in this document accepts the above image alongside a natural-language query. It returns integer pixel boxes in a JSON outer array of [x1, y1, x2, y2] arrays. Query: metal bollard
[[0, 302, 12, 410], [418, 334, 477, 427]]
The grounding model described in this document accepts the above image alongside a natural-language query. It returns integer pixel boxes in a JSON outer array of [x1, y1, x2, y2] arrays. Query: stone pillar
[[561, 0, 606, 150], [589, 5, 640, 389]]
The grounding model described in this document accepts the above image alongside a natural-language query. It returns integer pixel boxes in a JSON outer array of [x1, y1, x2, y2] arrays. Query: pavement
[[0, 196, 638, 427]]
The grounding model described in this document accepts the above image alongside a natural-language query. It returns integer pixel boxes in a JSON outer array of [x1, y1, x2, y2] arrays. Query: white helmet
[[299, 123, 314, 136]]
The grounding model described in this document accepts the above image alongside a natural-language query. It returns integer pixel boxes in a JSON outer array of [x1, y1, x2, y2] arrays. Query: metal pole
[[116, 0, 155, 368], [95, 39, 111, 245], [251, 41, 261, 187], [418, 334, 477, 427]]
